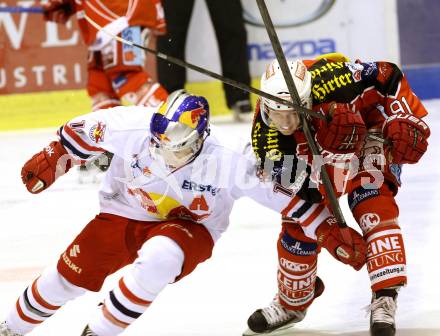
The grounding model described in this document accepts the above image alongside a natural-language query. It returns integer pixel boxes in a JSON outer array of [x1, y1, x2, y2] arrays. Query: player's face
[[150, 137, 201, 170], [161, 147, 195, 169], [268, 109, 300, 135]]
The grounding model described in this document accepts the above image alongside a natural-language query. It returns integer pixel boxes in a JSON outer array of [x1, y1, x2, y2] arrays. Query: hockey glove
[[42, 0, 75, 24], [316, 103, 367, 154], [21, 141, 73, 194], [316, 218, 366, 270], [383, 113, 430, 164]]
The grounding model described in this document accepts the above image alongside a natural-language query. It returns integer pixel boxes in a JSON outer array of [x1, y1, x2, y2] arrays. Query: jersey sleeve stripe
[[59, 131, 90, 159], [300, 204, 326, 227], [63, 124, 105, 152], [60, 127, 97, 156], [281, 196, 303, 217], [291, 201, 315, 219]]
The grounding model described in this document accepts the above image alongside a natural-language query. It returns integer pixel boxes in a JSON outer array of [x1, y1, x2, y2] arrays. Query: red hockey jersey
[[73, 0, 166, 45], [252, 58, 429, 202]]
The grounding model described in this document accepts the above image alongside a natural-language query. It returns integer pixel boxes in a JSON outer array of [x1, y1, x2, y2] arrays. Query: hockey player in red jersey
[[243, 54, 430, 336], [42, 0, 169, 179], [0, 90, 367, 336], [42, 0, 168, 111]]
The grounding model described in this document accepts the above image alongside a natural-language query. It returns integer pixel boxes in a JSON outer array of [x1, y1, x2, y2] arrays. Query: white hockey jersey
[[58, 106, 331, 241]]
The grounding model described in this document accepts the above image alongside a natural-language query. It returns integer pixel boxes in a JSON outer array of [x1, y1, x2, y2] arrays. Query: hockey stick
[[255, 0, 352, 242], [2, 5, 388, 145], [84, 14, 388, 144], [0, 6, 43, 13], [83, 14, 326, 121], [0, 6, 322, 118]]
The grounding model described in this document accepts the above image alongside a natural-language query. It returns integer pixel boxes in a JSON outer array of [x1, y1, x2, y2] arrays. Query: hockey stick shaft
[[83, 14, 326, 120], [256, 0, 351, 236], [0, 6, 44, 13], [2, 7, 386, 145], [85, 14, 388, 145], [0, 5, 322, 119]]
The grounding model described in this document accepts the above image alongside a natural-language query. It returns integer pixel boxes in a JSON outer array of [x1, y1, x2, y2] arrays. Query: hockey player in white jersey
[[0, 90, 365, 336]]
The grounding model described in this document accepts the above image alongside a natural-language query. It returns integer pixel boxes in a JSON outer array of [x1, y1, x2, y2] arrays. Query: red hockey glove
[[42, 0, 75, 24], [316, 218, 366, 270], [21, 141, 73, 194], [316, 103, 367, 154], [383, 113, 430, 164]]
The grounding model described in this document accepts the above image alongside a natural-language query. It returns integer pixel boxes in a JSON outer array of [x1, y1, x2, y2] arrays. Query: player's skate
[[243, 277, 324, 335], [369, 287, 399, 336], [0, 322, 22, 336], [80, 325, 97, 336]]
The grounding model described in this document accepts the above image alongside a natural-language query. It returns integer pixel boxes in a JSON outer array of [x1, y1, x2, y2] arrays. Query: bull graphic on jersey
[[127, 188, 211, 221], [88, 122, 106, 143], [127, 188, 159, 214]]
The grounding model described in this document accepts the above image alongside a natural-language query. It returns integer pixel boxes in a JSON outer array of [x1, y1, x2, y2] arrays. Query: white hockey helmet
[[150, 90, 210, 170], [260, 59, 312, 131]]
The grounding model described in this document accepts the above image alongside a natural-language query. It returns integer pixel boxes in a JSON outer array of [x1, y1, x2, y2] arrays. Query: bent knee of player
[[348, 187, 399, 235], [131, 236, 184, 295], [38, 266, 87, 304]]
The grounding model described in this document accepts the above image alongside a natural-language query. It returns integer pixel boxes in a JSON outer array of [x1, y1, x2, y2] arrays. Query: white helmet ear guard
[[259, 59, 312, 127]]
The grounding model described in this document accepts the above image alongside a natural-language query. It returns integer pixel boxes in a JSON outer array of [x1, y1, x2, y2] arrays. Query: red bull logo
[[127, 188, 211, 221], [191, 106, 206, 123], [143, 167, 152, 176], [179, 103, 206, 129], [127, 188, 159, 214], [89, 122, 106, 144]]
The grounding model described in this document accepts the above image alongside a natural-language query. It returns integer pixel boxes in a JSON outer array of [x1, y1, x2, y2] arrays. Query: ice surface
[[1, 101, 439, 335]]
